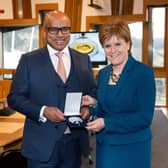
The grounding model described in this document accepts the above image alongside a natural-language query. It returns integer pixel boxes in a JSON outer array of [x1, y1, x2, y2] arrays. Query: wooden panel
[[35, 3, 58, 20], [0, 68, 15, 75], [0, 19, 37, 27], [12, 0, 32, 19], [145, 0, 168, 6], [35, 3, 58, 48], [0, 80, 12, 98], [0, 68, 15, 98], [142, 22, 149, 65], [122, 0, 134, 15], [12, 0, 19, 19], [144, 1, 168, 107], [0, 122, 24, 134], [111, 0, 120, 15], [0, 112, 25, 153], [0, 68, 15, 80], [65, 0, 82, 32], [86, 14, 145, 31], [22, 0, 32, 18], [92, 68, 99, 80]]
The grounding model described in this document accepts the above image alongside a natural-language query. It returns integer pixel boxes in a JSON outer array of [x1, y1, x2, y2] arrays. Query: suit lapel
[[116, 56, 135, 92], [69, 49, 81, 77], [69, 49, 83, 88], [39, 47, 64, 86], [98, 56, 136, 112]]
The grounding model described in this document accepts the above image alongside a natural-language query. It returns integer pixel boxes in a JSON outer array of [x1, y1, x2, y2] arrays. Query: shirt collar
[[47, 44, 69, 56]]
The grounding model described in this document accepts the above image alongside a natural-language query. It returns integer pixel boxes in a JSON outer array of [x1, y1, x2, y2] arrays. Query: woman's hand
[[85, 118, 105, 132], [82, 95, 97, 107]]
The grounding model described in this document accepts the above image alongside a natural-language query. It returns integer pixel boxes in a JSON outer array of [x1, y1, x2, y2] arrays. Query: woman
[[82, 19, 156, 168]]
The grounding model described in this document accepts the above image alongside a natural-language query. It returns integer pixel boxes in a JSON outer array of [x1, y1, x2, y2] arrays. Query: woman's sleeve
[[104, 67, 156, 134]]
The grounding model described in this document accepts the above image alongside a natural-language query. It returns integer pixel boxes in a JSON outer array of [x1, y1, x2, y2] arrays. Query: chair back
[[0, 68, 15, 98]]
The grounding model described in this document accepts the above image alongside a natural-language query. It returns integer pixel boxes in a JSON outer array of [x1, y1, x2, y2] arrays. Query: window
[[147, 6, 168, 106], [129, 22, 142, 62], [88, 22, 143, 62], [3, 25, 39, 68], [155, 78, 166, 106], [149, 7, 165, 67]]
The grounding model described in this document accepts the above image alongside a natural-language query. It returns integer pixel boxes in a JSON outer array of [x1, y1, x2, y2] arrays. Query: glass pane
[[3, 31, 12, 52], [152, 7, 165, 67], [88, 22, 143, 62], [129, 22, 142, 62], [155, 78, 166, 106], [3, 25, 39, 69]]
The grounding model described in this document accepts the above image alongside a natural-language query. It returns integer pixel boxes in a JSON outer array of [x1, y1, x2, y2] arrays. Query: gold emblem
[[72, 42, 95, 54]]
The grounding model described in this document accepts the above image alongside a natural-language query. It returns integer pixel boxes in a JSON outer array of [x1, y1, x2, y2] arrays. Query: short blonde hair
[[99, 19, 132, 54]]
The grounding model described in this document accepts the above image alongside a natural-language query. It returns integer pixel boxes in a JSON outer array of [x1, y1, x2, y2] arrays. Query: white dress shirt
[[47, 44, 71, 78], [39, 44, 71, 122]]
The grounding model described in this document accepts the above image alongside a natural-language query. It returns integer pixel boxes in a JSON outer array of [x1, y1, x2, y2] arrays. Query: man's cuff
[[39, 106, 47, 123]]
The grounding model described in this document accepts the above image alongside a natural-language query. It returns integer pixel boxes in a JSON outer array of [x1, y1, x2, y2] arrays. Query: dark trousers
[[27, 134, 81, 168]]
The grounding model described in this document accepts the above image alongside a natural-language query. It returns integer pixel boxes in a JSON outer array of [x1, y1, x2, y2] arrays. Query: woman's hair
[[99, 19, 132, 54]]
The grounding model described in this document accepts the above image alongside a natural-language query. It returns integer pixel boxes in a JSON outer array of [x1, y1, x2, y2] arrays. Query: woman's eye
[[115, 42, 121, 46], [104, 44, 111, 48]]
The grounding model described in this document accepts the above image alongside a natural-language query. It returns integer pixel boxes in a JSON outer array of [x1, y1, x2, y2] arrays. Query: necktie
[[55, 52, 66, 82], [55, 52, 70, 134]]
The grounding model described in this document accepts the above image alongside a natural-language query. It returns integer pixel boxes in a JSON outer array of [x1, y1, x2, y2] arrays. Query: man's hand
[[43, 106, 65, 122], [82, 95, 97, 107], [80, 106, 90, 120]]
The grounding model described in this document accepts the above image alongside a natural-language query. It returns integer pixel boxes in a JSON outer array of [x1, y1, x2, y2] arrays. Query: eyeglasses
[[47, 27, 71, 34]]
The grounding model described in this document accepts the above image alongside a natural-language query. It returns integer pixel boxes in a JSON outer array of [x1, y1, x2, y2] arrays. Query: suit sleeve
[[90, 70, 105, 116], [7, 54, 42, 121], [76, 52, 97, 98], [104, 67, 156, 134], [86, 56, 97, 98]]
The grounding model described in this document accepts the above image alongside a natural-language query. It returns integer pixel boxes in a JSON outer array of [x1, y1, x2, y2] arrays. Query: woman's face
[[103, 35, 130, 67]]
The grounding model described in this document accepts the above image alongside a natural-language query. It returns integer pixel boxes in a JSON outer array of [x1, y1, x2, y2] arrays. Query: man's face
[[44, 15, 71, 51]]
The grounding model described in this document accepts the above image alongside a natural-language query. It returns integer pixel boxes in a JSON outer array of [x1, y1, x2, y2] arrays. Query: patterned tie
[[55, 52, 66, 82]]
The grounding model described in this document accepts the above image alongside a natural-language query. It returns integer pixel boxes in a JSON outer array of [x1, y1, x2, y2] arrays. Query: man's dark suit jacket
[[7, 47, 96, 161]]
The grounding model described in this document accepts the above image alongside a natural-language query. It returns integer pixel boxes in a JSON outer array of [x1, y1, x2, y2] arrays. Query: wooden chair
[[0, 80, 12, 99], [0, 68, 16, 80], [0, 68, 15, 99]]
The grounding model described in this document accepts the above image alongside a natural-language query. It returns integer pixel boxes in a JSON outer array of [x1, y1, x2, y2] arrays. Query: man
[[7, 10, 96, 168]]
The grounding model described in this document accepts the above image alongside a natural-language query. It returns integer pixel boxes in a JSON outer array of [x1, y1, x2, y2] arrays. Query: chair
[[0, 68, 16, 115], [0, 68, 16, 80], [0, 80, 12, 99], [0, 68, 15, 99]]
